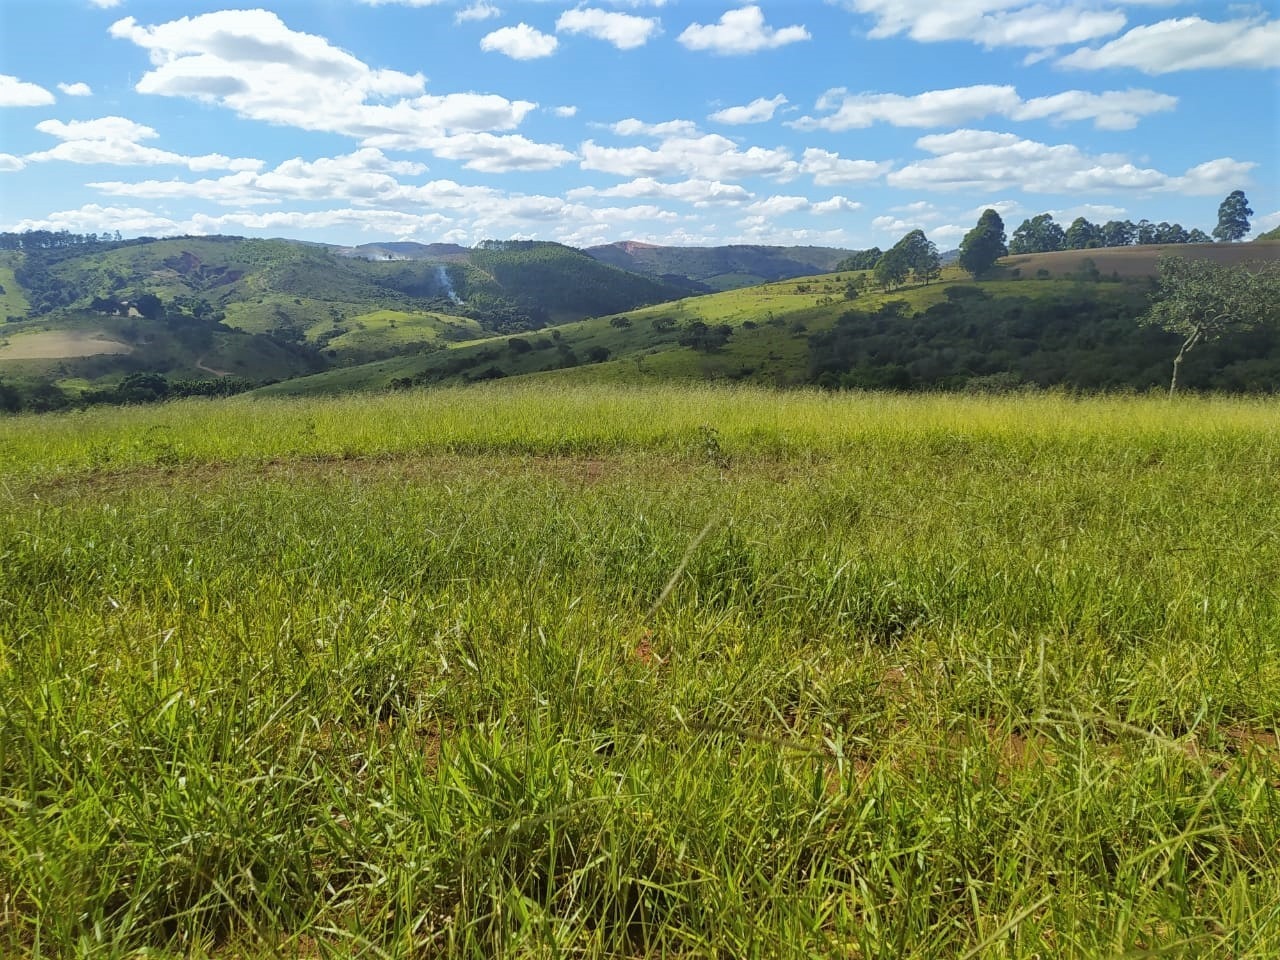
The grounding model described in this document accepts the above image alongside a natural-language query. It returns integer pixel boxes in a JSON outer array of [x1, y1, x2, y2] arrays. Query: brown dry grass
[[1001, 240, 1280, 280]]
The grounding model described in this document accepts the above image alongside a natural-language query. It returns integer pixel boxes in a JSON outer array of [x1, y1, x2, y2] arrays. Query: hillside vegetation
[[3, 233, 1279, 410], [585, 240, 860, 291], [260, 248, 1280, 397], [0, 234, 688, 405], [3, 385, 1279, 956]]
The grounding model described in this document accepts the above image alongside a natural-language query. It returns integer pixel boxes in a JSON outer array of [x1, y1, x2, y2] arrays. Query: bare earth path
[[195, 356, 231, 377]]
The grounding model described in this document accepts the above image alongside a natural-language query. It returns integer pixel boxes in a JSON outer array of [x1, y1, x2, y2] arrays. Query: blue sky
[[1, 0, 1276, 250]]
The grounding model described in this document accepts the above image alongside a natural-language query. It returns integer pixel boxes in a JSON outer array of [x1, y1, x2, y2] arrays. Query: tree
[[891, 229, 941, 285], [1213, 190, 1253, 242], [1135, 219, 1158, 245], [844, 274, 870, 299], [835, 247, 882, 271], [1155, 222, 1189, 244], [958, 209, 1008, 277], [1186, 228, 1212, 244], [133, 292, 164, 321], [1141, 255, 1280, 395], [872, 246, 910, 291], [1064, 217, 1102, 250], [1101, 220, 1135, 248], [1009, 214, 1065, 254]]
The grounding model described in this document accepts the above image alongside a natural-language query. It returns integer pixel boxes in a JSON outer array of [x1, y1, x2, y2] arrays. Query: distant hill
[[6, 232, 1279, 412], [585, 241, 859, 291], [0, 233, 687, 405], [335, 241, 470, 261]]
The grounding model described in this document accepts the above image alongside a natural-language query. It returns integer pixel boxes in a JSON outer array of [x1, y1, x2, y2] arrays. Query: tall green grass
[[2, 384, 1278, 957]]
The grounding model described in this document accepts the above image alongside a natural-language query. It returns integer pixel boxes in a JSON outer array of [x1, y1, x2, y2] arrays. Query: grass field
[[0, 328, 134, 360], [2, 384, 1279, 957], [1001, 240, 1280, 280], [0, 255, 30, 320]]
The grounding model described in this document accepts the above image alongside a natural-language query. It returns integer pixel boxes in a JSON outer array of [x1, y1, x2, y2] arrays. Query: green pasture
[[1, 385, 1278, 957]]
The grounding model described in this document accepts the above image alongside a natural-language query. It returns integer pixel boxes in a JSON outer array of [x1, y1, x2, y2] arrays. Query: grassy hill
[[4, 235, 1278, 409], [0, 234, 689, 403], [585, 241, 859, 291], [1000, 240, 1279, 280], [259, 242, 1280, 398], [0, 307, 321, 407]]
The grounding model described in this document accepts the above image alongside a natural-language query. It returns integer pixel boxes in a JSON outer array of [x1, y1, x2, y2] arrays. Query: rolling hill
[[999, 240, 1279, 280], [584, 241, 861, 291], [257, 243, 1280, 398], [0, 234, 690, 402], [3, 235, 1278, 410]]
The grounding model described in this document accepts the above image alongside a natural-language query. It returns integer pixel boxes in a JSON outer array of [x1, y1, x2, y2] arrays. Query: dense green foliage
[[1008, 213, 1211, 254], [833, 247, 883, 272], [1141, 256, 1280, 394], [1214, 190, 1254, 242], [810, 283, 1280, 391], [2, 386, 1279, 957], [469, 241, 685, 321], [587, 242, 859, 291], [958, 209, 1007, 278]]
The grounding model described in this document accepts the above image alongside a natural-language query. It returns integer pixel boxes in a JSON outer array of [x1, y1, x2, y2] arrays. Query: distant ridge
[[585, 241, 859, 291], [336, 241, 470, 261]]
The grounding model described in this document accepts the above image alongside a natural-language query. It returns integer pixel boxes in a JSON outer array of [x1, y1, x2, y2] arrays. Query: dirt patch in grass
[[0, 329, 133, 360]]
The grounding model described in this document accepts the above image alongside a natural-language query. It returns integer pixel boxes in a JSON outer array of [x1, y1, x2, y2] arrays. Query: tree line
[[1006, 190, 1253, 254]]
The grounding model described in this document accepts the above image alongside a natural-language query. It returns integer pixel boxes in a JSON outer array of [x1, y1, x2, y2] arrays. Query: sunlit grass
[[2, 383, 1278, 957]]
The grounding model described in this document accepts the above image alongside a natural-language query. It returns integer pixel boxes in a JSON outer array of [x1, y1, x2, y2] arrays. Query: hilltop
[[584, 241, 861, 291]]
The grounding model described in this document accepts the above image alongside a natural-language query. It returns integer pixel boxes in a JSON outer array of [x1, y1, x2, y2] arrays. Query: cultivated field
[[2, 384, 1279, 957], [0, 328, 134, 360], [1001, 240, 1280, 280]]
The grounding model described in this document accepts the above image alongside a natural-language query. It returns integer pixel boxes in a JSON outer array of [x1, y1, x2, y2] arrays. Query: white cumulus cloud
[[456, 1, 501, 22], [678, 5, 810, 55], [794, 84, 1177, 132], [108, 10, 570, 170], [842, 1, 1126, 49], [709, 95, 787, 125], [480, 23, 559, 59], [799, 148, 892, 186], [889, 128, 1256, 196], [556, 8, 661, 49], [1060, 16, 1280, 73], [581, 133, 799, 181], [57, 82, 94, 97], [0, 74, 55, 107], [27, 114, 263, 171]]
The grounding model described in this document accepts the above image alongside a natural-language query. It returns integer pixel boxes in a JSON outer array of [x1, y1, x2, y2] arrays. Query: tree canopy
[[1009, 214, 1066, 255], [958, 209, 1007, 277], [1213, 190, 1253, 242], [1141, 255, 1280, 394]]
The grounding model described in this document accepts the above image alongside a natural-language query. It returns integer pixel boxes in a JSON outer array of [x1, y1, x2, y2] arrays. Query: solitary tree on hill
[[1141, 255, 1280, 395], [1213, 190, 1253, 242], [958, 209, 1007, 277]]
